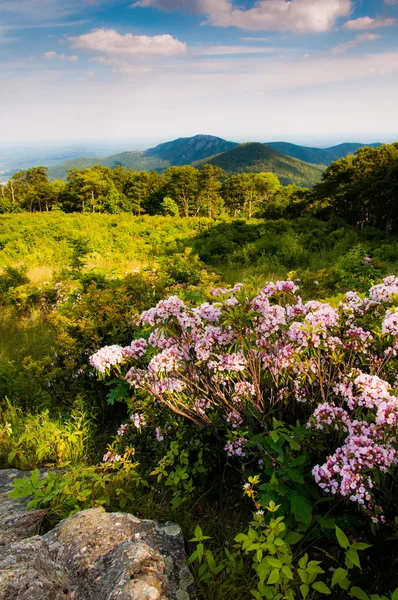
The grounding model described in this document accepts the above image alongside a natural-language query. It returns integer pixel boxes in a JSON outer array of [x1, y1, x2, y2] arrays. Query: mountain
[[265, 141, 382, 166], [47, 135, 382, 188], [195, 142, 325, 186], [48, 135, 237, 180]]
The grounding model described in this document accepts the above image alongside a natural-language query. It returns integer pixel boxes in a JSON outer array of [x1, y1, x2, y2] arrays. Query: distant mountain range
[[47, 134, 383, 188], [266, 141, 382, 166]]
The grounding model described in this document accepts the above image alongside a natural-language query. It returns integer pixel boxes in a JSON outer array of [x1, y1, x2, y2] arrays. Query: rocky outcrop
[[0, 469, 193, 600]]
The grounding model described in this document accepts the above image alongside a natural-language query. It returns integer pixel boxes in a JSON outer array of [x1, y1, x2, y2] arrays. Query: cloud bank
[[131, 0, 353, 33]]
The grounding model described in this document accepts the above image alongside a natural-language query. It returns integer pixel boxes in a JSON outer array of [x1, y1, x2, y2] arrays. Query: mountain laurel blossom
[[90, 276, 398, 519]]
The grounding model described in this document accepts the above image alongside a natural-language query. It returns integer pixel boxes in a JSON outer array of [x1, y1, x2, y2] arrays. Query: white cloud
[[132, 0, 352, 33], [331, 32, 382, 54], [344, 16, 397, 30], [192, 44, 283, 55], [69, 28, 187, 58], [44, 51, 80, 61]]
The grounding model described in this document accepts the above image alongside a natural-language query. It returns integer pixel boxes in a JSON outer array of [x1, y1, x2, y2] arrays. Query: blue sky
[[0, 0, 397, 146]]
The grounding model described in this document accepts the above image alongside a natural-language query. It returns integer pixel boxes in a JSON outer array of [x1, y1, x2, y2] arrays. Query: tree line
[[1, 143, 397, 233], [0, 163, 305, 219]]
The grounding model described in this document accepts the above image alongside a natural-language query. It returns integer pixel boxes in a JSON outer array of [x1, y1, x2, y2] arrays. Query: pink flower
[[130, 413, 146, 428], [224, 437, 246, 457], [90, 345, 126, 373], [382, 310, 398, 336]]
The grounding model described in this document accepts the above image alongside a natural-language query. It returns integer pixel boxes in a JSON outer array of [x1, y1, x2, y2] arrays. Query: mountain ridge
[[195, 142, 325, 187], [265, 141, 382, 165], [47, 134, 383, 187]]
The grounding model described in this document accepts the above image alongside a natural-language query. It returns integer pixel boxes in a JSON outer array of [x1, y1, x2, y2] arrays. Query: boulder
[[0, 470, 193, 600]]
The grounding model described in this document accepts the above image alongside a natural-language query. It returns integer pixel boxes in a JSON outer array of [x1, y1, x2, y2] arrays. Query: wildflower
[[224, 437, 246, 458], [117, 424, 129, 437], [89, 345, 126, 373], [130, 413, 146, 429], [155, 427, 164, 441]]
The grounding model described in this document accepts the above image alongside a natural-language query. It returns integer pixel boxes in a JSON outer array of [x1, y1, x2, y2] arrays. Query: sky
[[0, 0, 398, 147]]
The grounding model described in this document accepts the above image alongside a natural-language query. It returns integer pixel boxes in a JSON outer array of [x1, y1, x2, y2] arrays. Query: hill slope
[[49, 135, 237, 180], [197, 142, 325, 186], [266, 141, 382, 165]]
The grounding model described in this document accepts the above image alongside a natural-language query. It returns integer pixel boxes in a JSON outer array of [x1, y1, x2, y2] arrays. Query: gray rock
[[0, 469, 48, 549], [0, 470, 193, 600]]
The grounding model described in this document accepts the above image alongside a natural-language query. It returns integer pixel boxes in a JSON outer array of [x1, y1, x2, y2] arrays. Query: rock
[[0, 469, 48, 548], [0, 536, 68, 600], [0, 470, 193, 600]]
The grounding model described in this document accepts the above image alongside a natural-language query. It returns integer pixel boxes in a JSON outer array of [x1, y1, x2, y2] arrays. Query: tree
[[161, 197, 180, 217], [122, 171, 164, 215], [163, 166, 200, 217], [9, 167, 58, 212], [313, 143, 398, 235], [63, 166, 122, 213], [198, 164, 225, 218], [221, 172, 280, 217]]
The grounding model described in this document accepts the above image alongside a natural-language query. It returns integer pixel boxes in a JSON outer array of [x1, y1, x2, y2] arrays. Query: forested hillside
[[48, 135, 237, 181], [196, 142, 325, 185]]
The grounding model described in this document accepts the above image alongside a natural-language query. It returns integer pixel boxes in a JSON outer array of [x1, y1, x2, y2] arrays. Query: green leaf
[[346, 547, 361, 569], [267, 569, 280, 585], [298, 554, 309, 569], [197, 543, 204, 563], [331, 567, 349, 588], [267, 557, 283, 568], [285, 532, 303, 545], [351, 543, 372, 551], [282, 565, 293, 579], [391, 589, 398, 600], [194, 525, 203, 539], [298, 569, 308, 584], [335, 526, 350, 549], [300, 584, 310, 599], [270, 431, 279, 443], [349, 586, 370, 600], [312, 581, 331, 594], [290, 495, 312, 527]]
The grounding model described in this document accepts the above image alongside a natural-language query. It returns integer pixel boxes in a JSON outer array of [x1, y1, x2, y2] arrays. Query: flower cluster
[[224, 437, 246, 457], [117, 424, 129, 437], [90, 345, 126, 373], [103, 450, 121, 463], [91, 277, 398, 518], [130, 413, 146, 429]]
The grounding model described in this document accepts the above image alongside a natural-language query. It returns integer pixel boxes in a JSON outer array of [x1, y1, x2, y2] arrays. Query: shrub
[[91, 276, 398, 526]]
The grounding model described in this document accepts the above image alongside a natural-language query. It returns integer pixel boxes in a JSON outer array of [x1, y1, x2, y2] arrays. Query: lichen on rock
[[0, 469, 193, 600]]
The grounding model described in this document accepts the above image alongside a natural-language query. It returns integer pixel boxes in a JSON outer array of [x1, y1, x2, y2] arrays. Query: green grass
[[0, 308, 55, 406], [0, 213, 210, 271]]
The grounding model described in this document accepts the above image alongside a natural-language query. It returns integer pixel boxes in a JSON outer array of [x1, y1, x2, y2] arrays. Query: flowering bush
[[90, 276, 398, 522]]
